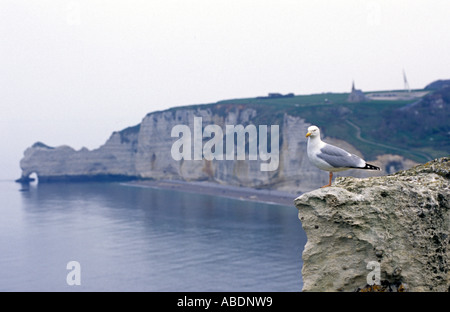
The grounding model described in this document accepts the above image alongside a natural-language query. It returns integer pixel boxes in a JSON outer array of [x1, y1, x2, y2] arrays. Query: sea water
[[0, 180, 306, 291]]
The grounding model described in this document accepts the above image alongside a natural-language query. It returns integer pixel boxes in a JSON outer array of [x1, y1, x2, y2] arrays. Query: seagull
[[306, 125, 381, 188]]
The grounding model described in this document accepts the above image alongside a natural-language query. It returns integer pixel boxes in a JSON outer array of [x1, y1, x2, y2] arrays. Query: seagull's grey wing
[[317, 143, 365, 168]]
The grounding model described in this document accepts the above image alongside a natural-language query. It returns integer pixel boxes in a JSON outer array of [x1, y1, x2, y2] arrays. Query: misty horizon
[[1, 1, 449, 180]]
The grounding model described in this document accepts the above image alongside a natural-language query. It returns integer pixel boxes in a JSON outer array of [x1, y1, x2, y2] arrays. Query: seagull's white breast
[[307, 138, 336, 171]]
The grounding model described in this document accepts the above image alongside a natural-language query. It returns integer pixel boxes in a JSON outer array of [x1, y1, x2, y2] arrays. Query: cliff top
[[149, 85, 448, 163]]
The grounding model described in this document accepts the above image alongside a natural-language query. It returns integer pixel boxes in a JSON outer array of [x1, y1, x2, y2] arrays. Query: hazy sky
[[1, 0, 449, 180]]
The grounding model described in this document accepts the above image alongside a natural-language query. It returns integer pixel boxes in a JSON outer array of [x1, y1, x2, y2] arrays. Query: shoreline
[[122, 180, 300, 207]]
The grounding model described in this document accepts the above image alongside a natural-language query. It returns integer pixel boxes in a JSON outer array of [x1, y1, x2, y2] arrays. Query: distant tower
[[403, 69, 411, 93], [347, 80, 367, 103]]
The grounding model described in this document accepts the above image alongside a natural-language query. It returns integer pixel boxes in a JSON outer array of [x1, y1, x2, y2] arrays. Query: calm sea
[[0, 180, 306, 291]]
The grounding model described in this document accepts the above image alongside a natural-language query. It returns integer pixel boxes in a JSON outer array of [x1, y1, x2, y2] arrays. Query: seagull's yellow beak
[[305, 132, 311, 138]]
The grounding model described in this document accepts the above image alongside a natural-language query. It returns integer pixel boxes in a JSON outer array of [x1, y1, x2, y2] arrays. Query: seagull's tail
[[363, 163, 381, 171]]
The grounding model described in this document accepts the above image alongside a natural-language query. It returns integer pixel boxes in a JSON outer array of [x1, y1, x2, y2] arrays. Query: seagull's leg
[[321, 172, 333, 188]]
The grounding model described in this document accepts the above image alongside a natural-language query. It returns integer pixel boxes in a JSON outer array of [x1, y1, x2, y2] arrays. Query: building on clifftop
[[347, 81, 367, 103]]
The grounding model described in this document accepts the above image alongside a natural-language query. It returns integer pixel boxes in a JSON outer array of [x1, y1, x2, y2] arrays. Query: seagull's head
[[305, 125, 320, 138]]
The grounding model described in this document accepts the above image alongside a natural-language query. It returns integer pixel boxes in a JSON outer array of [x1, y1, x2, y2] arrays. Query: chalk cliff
[[295, 157, 449, 291], [17, 104, 414, 193]]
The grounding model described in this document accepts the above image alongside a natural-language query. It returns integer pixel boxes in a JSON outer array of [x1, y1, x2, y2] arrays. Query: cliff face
[[17, 104, 414, 193], [295, 157, 449, 291]]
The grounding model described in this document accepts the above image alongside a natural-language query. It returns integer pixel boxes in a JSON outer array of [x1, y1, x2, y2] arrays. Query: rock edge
[[295, 157, 449, 292]]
